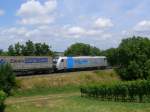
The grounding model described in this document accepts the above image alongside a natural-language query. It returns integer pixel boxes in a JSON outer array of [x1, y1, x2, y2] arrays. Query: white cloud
[[121, 20, 150, 39], [68, 26, 86, 35], [94, 18, 113, 29], [123, 20, 150, 37], [0, 25, 115, 51], [0, 15, 115, 51], [17, 0, 57, 25], [134, 20, 150, 31], [63, 25, 111, 39], [0, 9, 4, 16]]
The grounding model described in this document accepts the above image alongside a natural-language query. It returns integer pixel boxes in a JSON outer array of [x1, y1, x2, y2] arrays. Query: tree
[[8, 45, 15, 56], [116, 36, 150, 80], [64, 43, 101, 56], [40, 43, 53, 55], [24, 40, 35, 56], [0, 50, 3, 55], [90, 47, 101, 56], [102, 48, 118, 66], [14, 42, 22, 56], [35, 43, 42, 56], [144, 60, 150, 79]]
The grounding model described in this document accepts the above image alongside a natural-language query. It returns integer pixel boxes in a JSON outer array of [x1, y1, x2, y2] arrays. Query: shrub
[[0, 63, 16, 95], [0, 90, 6, 112]]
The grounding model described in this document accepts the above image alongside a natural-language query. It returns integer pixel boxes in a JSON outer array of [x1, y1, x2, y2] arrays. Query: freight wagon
[[0, 56, 53, 74], [56, 56, 107, 70]]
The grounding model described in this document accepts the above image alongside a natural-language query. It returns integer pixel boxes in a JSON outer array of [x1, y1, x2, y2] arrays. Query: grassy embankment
[[13, 69, 119, 97], [5, 70, 150, 112]]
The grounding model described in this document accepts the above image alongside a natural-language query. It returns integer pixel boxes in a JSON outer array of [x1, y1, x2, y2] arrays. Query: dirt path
[[5, 92, 79, 105]]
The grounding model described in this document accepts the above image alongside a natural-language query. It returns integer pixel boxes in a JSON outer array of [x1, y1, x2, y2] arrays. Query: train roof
[[59, 56, 106, 59]]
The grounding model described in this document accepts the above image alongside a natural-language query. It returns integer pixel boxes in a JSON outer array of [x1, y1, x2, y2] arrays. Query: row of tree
[[0, 41, 102, 56], [0, 40, 53, 56], [81, 80, 150, 102]]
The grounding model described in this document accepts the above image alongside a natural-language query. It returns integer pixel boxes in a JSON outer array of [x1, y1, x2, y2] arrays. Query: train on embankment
[[0, 56, 107, 75]]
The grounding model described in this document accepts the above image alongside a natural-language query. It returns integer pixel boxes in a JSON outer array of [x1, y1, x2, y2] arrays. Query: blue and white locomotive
[[56, 56, 107, 70]]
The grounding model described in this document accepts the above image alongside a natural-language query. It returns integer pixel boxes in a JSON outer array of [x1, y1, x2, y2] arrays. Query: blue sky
[[0, 0, 150, 51]]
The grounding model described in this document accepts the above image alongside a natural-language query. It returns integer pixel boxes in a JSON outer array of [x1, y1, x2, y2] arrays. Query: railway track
[[17, 68, 112, 78]]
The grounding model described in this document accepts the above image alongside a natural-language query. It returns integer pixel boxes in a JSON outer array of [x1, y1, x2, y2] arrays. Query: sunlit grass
[[6, 94, 150, 112]]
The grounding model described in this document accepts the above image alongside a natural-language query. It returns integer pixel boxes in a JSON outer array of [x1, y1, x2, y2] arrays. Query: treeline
[[0, 40, 53, 56], [0, 41, 102, 56], [81, 80, 150, 102]]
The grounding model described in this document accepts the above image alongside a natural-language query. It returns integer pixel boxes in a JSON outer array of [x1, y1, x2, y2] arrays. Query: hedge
[[80, 80, 150, 102]]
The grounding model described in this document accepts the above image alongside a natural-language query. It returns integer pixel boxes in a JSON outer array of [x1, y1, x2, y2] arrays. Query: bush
[[0, 63, 16, 95], [81, 80, 150, 102], [0, 90, 6, 112], [116, 37, 150, 80], [117, 61, 142, 80]]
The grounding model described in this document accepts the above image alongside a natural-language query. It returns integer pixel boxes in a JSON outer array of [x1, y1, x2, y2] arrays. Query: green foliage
[[0, 63, 16, 95], [144, 60, 150, 79], [7, 40, 53, 56], [81, 80, 150, 102], [0, 90, 6, 112], [64, 43, 101, 56], [101, 48, 118, 66], [8, 45, 16, 56], [114, 36, 150, 80], [102, 36, 150, 80], [117, 61, 142, 80]]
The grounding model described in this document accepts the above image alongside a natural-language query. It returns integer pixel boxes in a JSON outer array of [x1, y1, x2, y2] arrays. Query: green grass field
[[6, 92, 150, 112], [5, 70, 150, 112]]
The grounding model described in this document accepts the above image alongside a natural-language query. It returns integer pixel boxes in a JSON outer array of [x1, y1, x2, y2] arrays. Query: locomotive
[[56, 56, 107, 70], [0, 56, 107, 75]]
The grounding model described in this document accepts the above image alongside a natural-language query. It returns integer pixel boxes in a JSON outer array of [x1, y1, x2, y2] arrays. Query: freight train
[[0, 56, 107, 75]]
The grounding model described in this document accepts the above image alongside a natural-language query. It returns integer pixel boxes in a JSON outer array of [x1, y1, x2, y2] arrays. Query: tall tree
[[0, 50, 3, 56], [8, 45, 15, 56], [24, 40, 35, 56], [116, 36, 150, 80], [64, 43, 101, 56], [102, 48, 118, 66], [35, 43, 42, 56], [14, 42, 22, 56]]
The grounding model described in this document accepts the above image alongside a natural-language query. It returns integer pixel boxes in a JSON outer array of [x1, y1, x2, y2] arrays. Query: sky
[[0, 0, 150, 51]]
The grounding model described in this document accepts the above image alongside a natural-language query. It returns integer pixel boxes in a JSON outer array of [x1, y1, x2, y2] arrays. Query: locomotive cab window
[[61, 59, 64, 62]]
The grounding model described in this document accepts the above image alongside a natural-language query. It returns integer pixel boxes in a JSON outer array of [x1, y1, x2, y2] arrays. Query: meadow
[[5, 70, 150, 112]]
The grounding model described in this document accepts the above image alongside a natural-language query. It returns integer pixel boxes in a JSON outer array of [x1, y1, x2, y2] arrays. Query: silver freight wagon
[[0, 56, 53, 74], [56, 56, 107, 70]]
